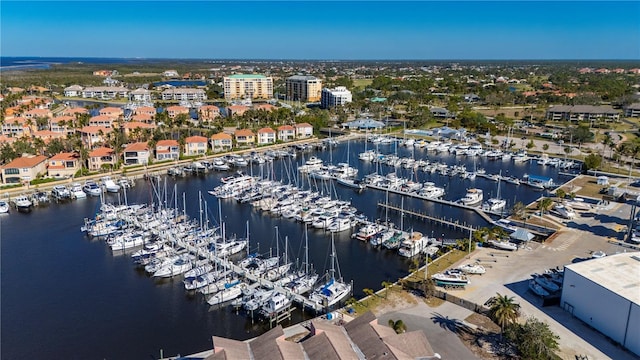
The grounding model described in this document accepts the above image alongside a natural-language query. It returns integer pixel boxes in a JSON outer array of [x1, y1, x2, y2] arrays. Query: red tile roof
[[89, 147, 114, 157], [80, 126, 112, 134], [277, 125, 295, 131], [2, 155, 47, 169], [156, 139, 179, 147], [185, 135, 208, 143], [124, 142, 149, 152], [123, 121, 156, 129], [257, 127, 275, 133], [211, 133, 232, 140], [295, 122, 313, 128], [234, 129, 254, 137]]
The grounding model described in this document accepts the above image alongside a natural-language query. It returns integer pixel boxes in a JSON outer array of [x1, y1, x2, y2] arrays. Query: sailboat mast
[[304, 225, 309, 274], [330, 233, 336, 280]]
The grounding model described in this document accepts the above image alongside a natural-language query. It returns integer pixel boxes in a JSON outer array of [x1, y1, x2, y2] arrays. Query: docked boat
[[493, 219, 517, 233], [418, 182, 445, 198], [432, 270, 469, 287], [488, 239, 518, 251], [70, 183, 87, 199], [533, 274, 560, 293], [0, 200, 10, 213], [153, 254, 195, 278], [482, 198, 506, 212], [355, 223, 382, 241], [261, 291, 292, 315], [83, 180, 102, 196], [207, 281, 245, 305], [308, 235, 351, 307], [459, 188, 483, 206], [336, 177, 366, 190], [101, 176, 121, 193], [529, 279, 550, 297], [458, 263, 486, 275], [51, 185, 71, 200], [398, 231, 430, 258], [13, 195, 33, 212]]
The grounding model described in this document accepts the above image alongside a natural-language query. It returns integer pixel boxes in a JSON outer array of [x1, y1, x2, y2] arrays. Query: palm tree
[[381, 281, 393, 299], [486, 292, 521, 334], [388, 319, 407, 334], [511, 201, 526, 220], [538, 197, 554, 216]]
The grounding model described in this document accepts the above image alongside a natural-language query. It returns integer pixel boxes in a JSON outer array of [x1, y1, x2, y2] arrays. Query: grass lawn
[[353, 79, 373, 89]]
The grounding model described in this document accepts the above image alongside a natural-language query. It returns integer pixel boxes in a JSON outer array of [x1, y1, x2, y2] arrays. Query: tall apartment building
[[223, 74, 273, 100], [320, 86, 352, 109], [285, 75, 322, 102]]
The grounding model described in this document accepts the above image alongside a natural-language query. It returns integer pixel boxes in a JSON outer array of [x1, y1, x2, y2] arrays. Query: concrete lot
[[448, 201, 639, 360]]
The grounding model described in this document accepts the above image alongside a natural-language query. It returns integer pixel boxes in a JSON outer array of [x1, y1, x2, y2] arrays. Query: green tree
[[542, 144, 549, 151], [363, 288, 375, 304], [538, 197, 554, 216], [583, 153, 602, 171], [511, 201, 526, 220], [555, 189, 566, 199], [505, 317, 560, 360], [526, 139, 535, 150], [381, 281, 393, 299], [388, 319, 407, 334], [486, 293, 521, 334]]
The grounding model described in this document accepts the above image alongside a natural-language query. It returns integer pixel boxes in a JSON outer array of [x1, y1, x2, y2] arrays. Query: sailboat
[[285, 225, 319, 294], [482, 171, 506, 212], [308, 233, 351, 308]]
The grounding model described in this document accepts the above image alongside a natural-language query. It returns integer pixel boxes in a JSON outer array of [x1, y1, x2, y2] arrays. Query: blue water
[[0, 140, 577, 359]]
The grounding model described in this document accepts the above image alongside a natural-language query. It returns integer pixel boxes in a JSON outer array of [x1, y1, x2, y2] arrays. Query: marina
[[1, 138, 582, 358]]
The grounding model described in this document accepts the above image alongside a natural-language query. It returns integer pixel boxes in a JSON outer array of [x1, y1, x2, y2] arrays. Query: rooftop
[[227, 74, 267, 79], [565, 252, 640, 304]]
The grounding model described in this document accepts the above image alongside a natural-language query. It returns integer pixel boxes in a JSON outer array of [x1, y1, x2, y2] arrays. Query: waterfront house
[[277, 125, 295, 142], [88, 147, 116, 171], [210, 133, 233, 152], [198, 105, 221, 122], [99, 107, 124, 119], [123, 142, 150, 166], [166, 105, 190, 119], [134, 106, 157, 117], [257, 127, 276, 145], [234, 129, 255, 147], [184, 136, 208, 156], [155, 140, 180, 161], [60, 107, 89, 118], [47, 152, 80, 178], [227, 105, 250, 117], [1, 154, 48, 184], [63, 85, 83, 97], [79, 126, 112, 149], [295, 122, 314, 138]]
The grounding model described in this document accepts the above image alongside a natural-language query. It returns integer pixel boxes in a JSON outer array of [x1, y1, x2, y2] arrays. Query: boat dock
[[377, 202, 483, 233], [365, 183, 501, 220]]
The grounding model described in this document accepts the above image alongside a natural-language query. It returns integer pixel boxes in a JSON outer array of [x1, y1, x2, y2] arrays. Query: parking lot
[[449, 201, 638, 360]]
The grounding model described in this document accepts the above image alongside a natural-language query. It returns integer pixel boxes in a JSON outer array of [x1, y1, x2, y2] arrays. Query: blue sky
[[2, 1, 639, 60]]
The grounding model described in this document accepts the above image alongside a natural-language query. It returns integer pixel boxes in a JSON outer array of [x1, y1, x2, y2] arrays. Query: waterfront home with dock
[[123, 142, 150, 165], [184, 136, 208, 156], [277, 125, 296, 142], [88, 147, 116, 171], [1, 154, 48, 184], [155, 140, 180, 161], [80, 126, 112, 148], [210, 133, 233, 152], [234, 129, 255, 147], [47, 152, 80, 178], [257, 127, 276, 145]]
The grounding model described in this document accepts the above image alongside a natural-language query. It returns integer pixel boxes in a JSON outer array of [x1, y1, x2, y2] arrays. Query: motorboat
[[355, 223, 382, 241], [554, 204, 576, 219], [458, 263, 486, 275], [101, 176, 121, 193], [529, 279, 550, 297], [242, 288, 275, 312], [0, 200, 10, 213], [51, 185, 71, 200], [459, 188, 483, 206], [432, 270, 469, 287], [13, 195, 33, 212], [488, 239, 518, 251], [336, 177, 366, 190], [418, 183, 445, 198], [212, 158, 230, 171], [261, 291, 292, 315], [482, 198, 506, 212], [591, 250, 606, 259], [70, 183, 87, 199], [493, 219, 517, 233], [326, 216, 355, 233], [83, 180, 102, 196], [533, 274, 560, 293], [398, 231, 430, 258]]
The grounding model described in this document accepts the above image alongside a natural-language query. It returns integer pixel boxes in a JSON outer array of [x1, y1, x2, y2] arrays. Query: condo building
[[320, 86, 352, 109], [223, 74, 273, 100], [285, 75, 322, 102]]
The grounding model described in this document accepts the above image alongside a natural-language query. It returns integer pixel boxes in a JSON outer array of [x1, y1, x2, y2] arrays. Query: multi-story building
[[79, 126, 112, 149], [1, 155, 48, 184], [155, 140, 180, 161], [294, 123, 314, 138], [210, 133, 233, 152], [47, 152, 80, 178], [63, 85, 83, 97], [198, 105, 221, 122], [234, 129, 255, 147], [320, 86, 352, 109], [81, 86, 129, 100], [123, 142, 150, 165], [160, 88, 206, 101], [129, 88, 152, 102], [277, 125, 295, 142], [223, 74, 273, 100], [184, 136, 208, 156], [546, 105, 620, 122], [166, 105, 190, 119], [286, 75, 322, 102], [88, 147, 116, 171], [624, 103, 640, 118], [257, 127, 276, 145]]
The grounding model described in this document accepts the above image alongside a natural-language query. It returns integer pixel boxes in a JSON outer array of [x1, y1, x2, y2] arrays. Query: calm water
[[0, 140, 576, 359]]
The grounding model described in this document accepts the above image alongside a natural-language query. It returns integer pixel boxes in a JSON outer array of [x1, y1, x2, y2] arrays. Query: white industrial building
[[561, 252, 640, 356], [320, 86, 352, 109]]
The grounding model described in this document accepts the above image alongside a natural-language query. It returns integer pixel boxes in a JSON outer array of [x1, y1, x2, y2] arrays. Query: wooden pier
[[377, 202, 482, 233]]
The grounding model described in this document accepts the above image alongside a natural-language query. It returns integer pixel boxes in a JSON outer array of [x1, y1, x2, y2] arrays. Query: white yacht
[[458, 263, 486, 275], [0, 200, 10, 213], [101, 176, 121, 193], [482, 198, 506, 212], [51, 185, 71, 200], [432, 270, 469, 287], [418, 182, 445, 198], [488, 239, 518, 251], [83, 180, 102, 196], [459, 188, 483, 206], [554, 204, 576, 219], [13, 195, 33, 212], [398, 231, 430, 258], [70, 183, 87, 199], [261, 291, 292, 315]]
